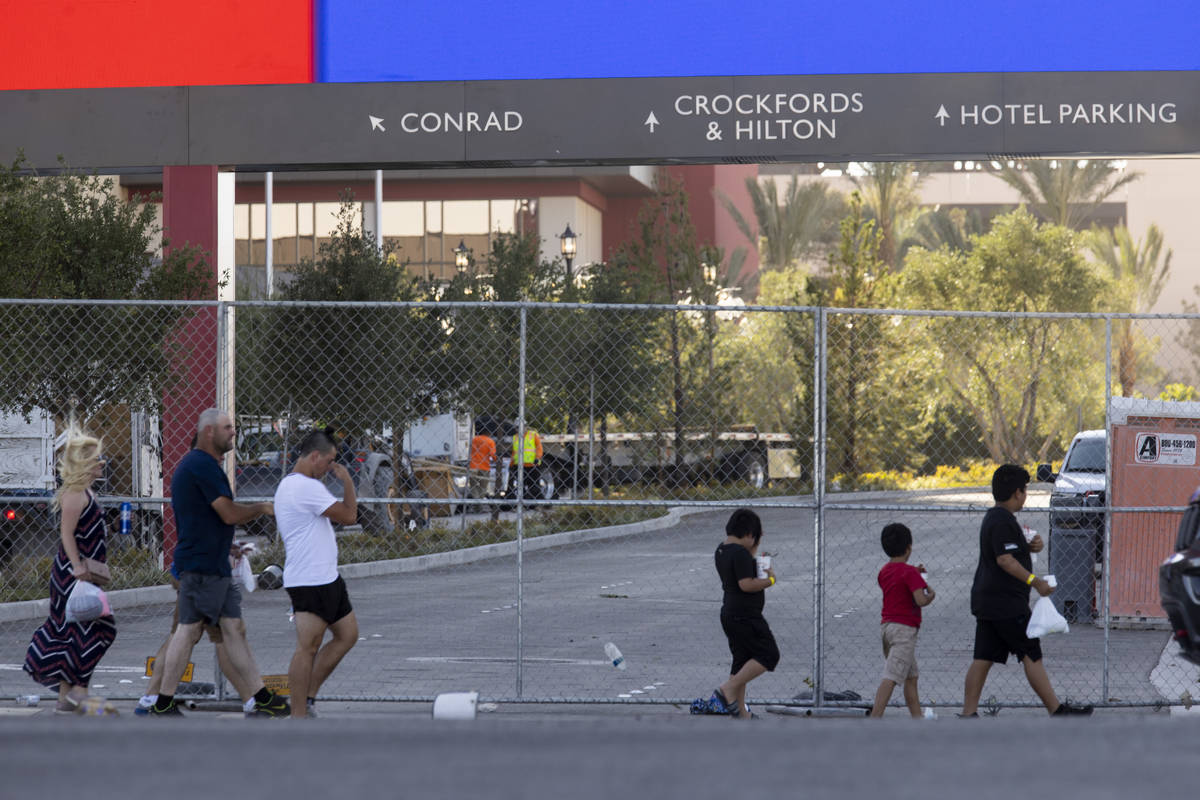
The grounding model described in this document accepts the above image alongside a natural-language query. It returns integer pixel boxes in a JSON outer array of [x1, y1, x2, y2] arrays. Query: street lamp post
[[454, 239, 470, 275], [558, 224, 577, 286]]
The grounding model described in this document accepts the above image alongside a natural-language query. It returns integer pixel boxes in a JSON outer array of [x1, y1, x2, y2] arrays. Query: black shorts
[[286, 575, 353, 626], [973, 614, 1043, 664], [721, 610, 780, 674]]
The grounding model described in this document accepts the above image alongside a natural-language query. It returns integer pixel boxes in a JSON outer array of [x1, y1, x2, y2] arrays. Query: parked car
[[1160, 486, 1200, 666], [1038, 429, 1106, 557]]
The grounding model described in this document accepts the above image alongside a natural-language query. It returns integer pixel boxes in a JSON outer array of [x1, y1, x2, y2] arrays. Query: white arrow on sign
[[934, 105, 950, 127], [369, 115, 386, 132], [644, 111, 659, 133]]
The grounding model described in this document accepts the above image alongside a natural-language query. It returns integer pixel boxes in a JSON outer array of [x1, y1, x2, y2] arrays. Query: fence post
[[215, 299, 232, 703], [1102, 317, 1113, 702], [813, 308, 827, 709], [516, 304, 528, 698]]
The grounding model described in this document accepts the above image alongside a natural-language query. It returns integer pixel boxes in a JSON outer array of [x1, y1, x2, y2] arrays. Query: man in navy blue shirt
[[147, 408, 289, 718]]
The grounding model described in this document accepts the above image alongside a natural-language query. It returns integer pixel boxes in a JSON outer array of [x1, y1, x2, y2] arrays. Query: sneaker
[[304, 699, 318, 719], [246, 692, 290, 719], [955, 712, 979, 718], [133, 695, 155, 716], [1052, 701, 1094, 716], [147, 700, 184, 717]]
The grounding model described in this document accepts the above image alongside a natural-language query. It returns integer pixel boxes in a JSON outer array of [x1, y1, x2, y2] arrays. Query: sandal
[[55, 691, 86, 714]]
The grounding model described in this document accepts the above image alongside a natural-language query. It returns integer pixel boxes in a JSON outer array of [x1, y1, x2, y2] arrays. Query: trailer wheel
[[744, 456, 768, 490]]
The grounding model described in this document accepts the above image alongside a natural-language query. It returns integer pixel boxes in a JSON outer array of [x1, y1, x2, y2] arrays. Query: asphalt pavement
[[0, 706, 1196, 800], [0, 489, 1187, 710]]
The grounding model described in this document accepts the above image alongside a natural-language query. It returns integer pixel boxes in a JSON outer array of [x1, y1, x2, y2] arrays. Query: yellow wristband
[[768, 575, 776, 586], [1026, 573, 1036, 586]]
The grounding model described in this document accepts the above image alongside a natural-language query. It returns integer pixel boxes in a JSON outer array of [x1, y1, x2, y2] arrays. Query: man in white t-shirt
[[274, 430, 359, 719]]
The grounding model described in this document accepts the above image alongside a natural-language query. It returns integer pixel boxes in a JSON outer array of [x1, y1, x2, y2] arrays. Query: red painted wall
[[160, 166, 222, 561], [2, 0, 313, 90], [665, 165, 760, 292]]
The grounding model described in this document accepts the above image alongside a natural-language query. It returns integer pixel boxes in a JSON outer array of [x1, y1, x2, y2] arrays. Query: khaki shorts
[[880, 622, 919, 684]]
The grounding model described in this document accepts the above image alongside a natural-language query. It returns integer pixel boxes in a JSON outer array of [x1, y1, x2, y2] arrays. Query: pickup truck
[[1036, 429, 1106, 622]]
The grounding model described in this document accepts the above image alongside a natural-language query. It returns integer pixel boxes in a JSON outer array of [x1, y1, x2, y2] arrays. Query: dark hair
[[880, 523, 912, 557], [992, 464, 1030, 502], [725, 508, 763, 544], [298, 430, 336, 458]]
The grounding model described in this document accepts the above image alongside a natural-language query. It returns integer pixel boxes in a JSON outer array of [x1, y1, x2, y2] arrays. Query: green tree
[[613, 177, 719, 474], [440, 231, 562, 432], [1085, 224, 1172, 396], [0, 155, 211, 424], [899, 209, 1109, 463], [1159, 383, 1200, 402], [717, 173, 842, 295], [848, 162, 926, 269], [715, 267, 808, 433], [909, 205, 991, 254], [995, 159, 1140, 229], [237, 195, 447, 526]]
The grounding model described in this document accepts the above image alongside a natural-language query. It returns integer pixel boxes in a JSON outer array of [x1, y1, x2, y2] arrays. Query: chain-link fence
[[1, 299, 1198, 710]]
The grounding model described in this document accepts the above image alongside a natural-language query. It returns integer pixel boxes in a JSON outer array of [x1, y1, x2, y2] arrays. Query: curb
[[338, 505, 706, 579], [1150, 637, 1200, 712], [0, 505, 716, 623]]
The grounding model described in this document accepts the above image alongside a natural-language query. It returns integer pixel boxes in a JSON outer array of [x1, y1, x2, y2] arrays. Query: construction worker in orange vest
[[469, 424, 498, 520]]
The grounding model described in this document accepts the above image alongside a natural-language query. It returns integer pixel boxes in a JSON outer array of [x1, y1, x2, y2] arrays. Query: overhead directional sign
[[3, 71, 1198, 171]]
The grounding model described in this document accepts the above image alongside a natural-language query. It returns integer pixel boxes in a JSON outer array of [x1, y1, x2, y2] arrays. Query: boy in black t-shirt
[[706, 508, 779, 719], [959, 465, 1093, 717]]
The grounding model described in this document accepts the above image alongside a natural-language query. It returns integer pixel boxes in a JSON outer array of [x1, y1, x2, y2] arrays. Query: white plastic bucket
[[432, 691, 479, 720]]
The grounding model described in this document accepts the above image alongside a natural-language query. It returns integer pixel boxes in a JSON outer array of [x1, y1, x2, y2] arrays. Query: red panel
[[160, 166, 221, 561], [2, 0, 313, 90]]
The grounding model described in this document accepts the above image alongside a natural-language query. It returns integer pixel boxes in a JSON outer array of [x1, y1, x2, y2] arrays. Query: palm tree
[[1085, 224, 1172, 395], [848, 162, 926, 270], [996, 159, 1140, 229], [907, 205, 990, 256], [717, 173, 840, 296]]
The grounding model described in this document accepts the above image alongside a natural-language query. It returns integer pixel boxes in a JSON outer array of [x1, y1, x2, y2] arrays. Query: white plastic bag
[[1026, 589, 1069, 638], [65, 579, 111, 623], [233, 555, 256, 593]]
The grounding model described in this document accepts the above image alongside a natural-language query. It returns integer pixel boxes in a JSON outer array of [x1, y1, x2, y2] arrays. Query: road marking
[[408, 656, 609, 666], [0, 663, 145, 674], [0, 707, 41, 716]]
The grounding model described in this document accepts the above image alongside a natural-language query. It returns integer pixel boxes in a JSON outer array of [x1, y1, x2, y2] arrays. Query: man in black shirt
[[706, 508, 779, 719], [960, 465, 1093, 717]]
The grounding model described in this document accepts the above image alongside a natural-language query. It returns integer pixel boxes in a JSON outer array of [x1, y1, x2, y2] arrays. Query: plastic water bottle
[[604, 642, 626, 670], [119, 502, 132, 536]]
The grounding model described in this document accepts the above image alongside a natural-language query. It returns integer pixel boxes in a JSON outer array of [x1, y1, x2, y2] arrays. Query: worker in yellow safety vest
[[511, 428, 543, 501], [511, 429, 543, 467]]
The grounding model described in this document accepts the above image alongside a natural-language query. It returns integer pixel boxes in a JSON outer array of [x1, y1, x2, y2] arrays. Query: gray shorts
[[178, 572, 242, 626]]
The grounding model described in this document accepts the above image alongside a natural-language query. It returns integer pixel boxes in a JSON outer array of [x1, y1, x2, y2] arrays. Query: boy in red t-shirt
[[869, 523, 936, 718]]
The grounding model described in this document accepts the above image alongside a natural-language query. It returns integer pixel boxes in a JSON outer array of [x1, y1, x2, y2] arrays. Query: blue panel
[[315, 0, 1200, 83]]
